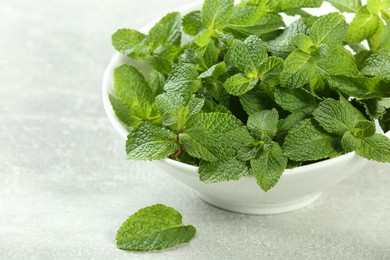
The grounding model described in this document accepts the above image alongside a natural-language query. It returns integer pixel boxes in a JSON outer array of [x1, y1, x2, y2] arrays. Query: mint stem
[[172, 135, 185, 160]]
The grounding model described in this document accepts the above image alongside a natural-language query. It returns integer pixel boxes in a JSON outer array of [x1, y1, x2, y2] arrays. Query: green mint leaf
[[367, 0, 389, 14], [280, 50, 314, 88], [156, 93, 204, 129], [149, 44, 179, 74], [353, 120, 376, 137], [258, 57, 284, 88], [247, 109, 279, 139], [274, 87, 321, 114], [245, 35, 268, 70], [347, 7, 381, 43], [277, 112, 308, 137], [198, 62, 227, 79], [357, 98, 390, 119], [293, 33, 314, 53], [378, 22, 390, 50], [368, 20, 386, 51], [123, 98, 161, 128], [283, 118, 342, 161], [251, 142, 287, 192], [224, 73, 258, 96], [148, 71, 165, 98], [112, 29, 147, 56], [268, 0, 323, 12], [227, 38, 258, 74], [327, 76, 390, 99], [114, 64, 153, 104], [179, 112, 253, 161], [309, 13, 348, 46], [199, 158, 249, 182], [361, 50, 390, 81], [126, 122, 177, 160], [313, 96, 367, 136], [116, 204, 196, 251], [281, 45, 357, 89], [228, 1, 268, 25], [148, 12, 181, 49], [225, 12, 285, 38], [240, 88, 277, 115], [109, 94, 133, 127], [379, 109, 390, 132], [266, 20, 308, 58], [327, 0, 362, 13], [355, 133, 390, 162], [341, 131, 361, 152], [182, 11, 203, 36], [164, 64, 202, 99], [202, 0, 234, 29], [193, 29, 215, 47], [315, 45, 358, 77], [155, 93, 185, 127]]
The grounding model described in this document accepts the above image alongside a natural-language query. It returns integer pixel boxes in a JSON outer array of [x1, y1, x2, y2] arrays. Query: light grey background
[[0, 0, 389, 259]]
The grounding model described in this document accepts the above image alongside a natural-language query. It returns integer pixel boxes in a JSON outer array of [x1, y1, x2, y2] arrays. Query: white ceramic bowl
[[103, 1, 389, 214]]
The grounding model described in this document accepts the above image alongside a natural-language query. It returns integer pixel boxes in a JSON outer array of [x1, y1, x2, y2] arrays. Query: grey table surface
[[1, 0, 390, 259]]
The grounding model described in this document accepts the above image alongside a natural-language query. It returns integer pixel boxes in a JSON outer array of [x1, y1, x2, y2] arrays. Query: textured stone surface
[[0, 0, 390, 259]]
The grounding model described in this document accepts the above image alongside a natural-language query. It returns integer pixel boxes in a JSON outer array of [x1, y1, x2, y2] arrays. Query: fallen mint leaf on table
[[116, 204, 196, 251]]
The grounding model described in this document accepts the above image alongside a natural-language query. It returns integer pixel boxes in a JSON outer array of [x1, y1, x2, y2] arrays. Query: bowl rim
[[102, 0, 389, 177]]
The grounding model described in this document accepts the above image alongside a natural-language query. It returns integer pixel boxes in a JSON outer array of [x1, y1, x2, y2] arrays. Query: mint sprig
[[110, 0, 390, 194]]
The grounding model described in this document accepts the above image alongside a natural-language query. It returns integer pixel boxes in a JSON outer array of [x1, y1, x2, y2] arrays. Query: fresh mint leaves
[[116, 204, 196, 251], [110, 0, 390, 193]]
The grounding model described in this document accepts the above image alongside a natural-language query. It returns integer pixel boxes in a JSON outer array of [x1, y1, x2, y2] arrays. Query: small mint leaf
[[227, 39, 257, 73], [109, 94, 132, 127], [313, 96, 366, 136], [126, 122, 177, 160], [202, 0, 234, 29], [147, 71, 165, 98], [293, 33, 314, 53], [114, 64, 153, 104], [355, 133, 390, 162], [228, 1, 268, 25], [180, 112, 253, 161], [310, 12, 348, 46], [198, 62, 227, 79], [225, 12, 285, 38], [280, 50, 315, 88], [112, 29, 147, 56], [182, 11, 204, 36], [353, 120, 376, 137], [341, 131, 362, 152], [240, 88, 276, 115], [155, 93, 185, 127], [247, 109, 279, 139], [274, 87, 320, 114], [116, 204, 196, 251], [199, 158, 249, 182], [224, 73, 258, 96], [266, 20, 308, 58], [361, 50, 390, 81], [148, 12, 181, 49], [327, 76, 390, 99], [327, 0, 362, 13], [347, 7, 381, 43], [283, 119, 342, 161], [164, 64, 202, 99], [251, 142, 287, 192], [316, 45, 358, 77], [268, 0, 323, 12]]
